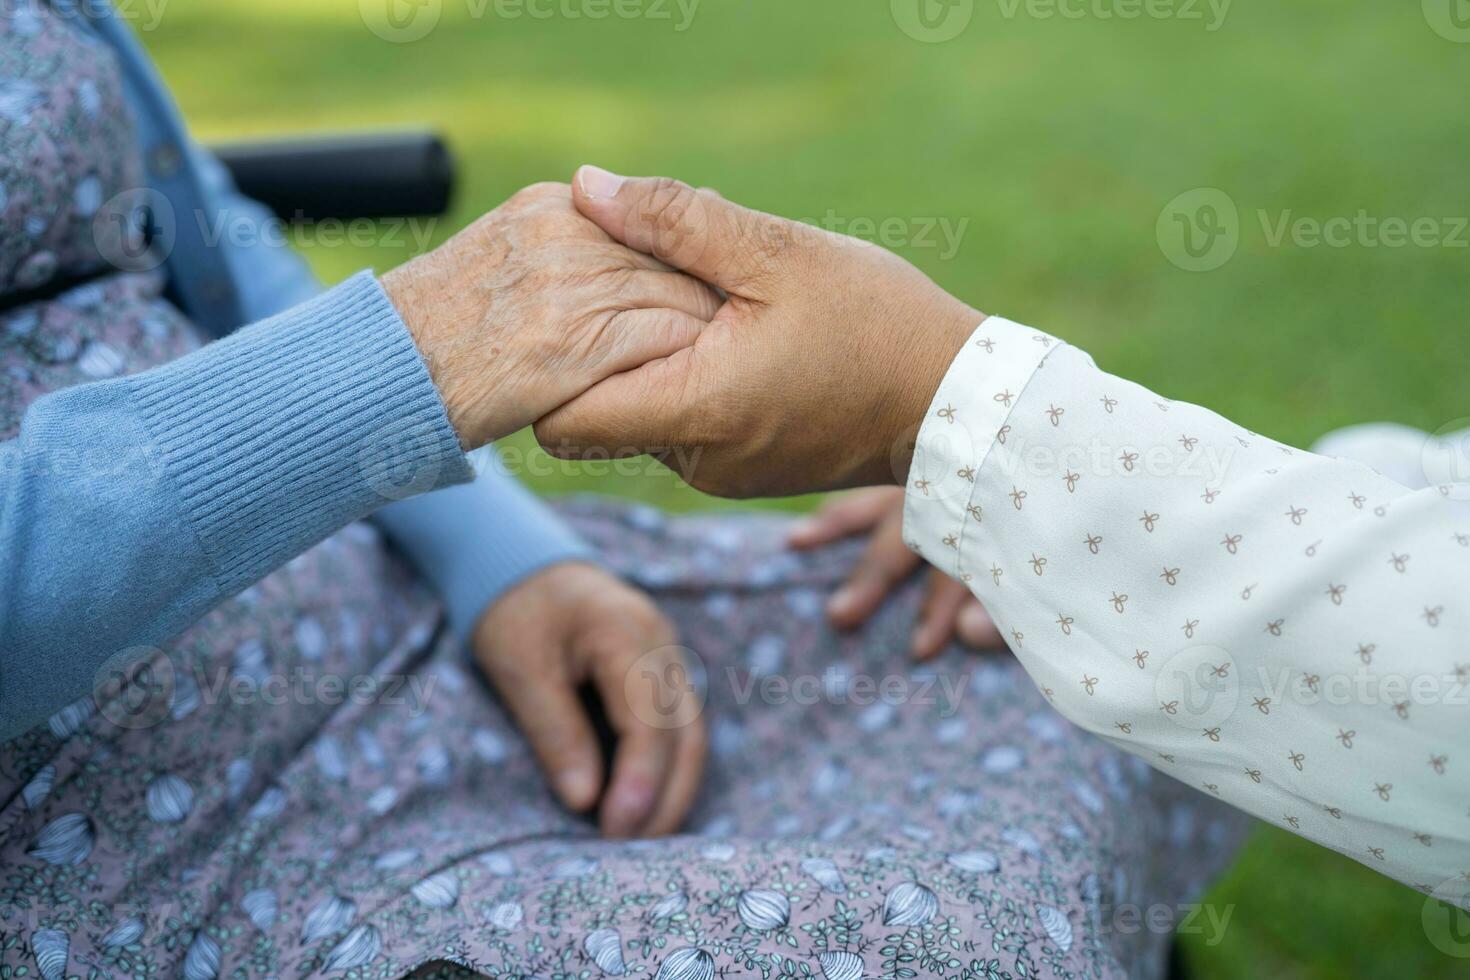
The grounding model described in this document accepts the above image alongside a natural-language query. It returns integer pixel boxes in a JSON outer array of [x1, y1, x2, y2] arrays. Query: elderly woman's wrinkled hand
[[382, 182, 721, 451]]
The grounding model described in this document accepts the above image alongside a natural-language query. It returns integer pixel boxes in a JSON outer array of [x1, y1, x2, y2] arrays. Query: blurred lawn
[[140, 1, 1467, 976]]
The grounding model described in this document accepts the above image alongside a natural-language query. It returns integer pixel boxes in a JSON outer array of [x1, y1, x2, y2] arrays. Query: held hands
[[473, 562, 706, 838], [380, 171, 980, 494], [535, 167, 985, 497], [382, 182, 720, 450]]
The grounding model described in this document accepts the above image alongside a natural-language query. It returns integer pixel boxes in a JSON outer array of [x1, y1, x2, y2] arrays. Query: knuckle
[[483, 651, 528, 686], [723, 215, 799, 292], [855, 558, 901, 590], [637, 308, 686, 350], [639, 179, 703, 252], [643, 178, 697, 226], [511, 181, 571, 206], [520, 209, 574, 245], [762, 220, 811, 272], [599, 266, 640, 306]]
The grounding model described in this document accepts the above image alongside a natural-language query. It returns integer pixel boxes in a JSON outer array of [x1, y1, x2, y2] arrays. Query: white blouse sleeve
[[904, 317, 1470, 898]]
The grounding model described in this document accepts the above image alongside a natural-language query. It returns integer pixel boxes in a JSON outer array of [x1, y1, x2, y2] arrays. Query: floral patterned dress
[[0, 4, 1247, 978]]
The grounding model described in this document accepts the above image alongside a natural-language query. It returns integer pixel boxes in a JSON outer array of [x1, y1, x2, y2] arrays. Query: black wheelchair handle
[[209, 131, 455, 222]]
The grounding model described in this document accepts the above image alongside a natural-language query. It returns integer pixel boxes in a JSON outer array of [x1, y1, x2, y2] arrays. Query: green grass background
[[139, 1, 1468, 975]]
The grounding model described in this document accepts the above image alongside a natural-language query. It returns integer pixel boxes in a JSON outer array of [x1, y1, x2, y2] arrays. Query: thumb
[[573, 166, 788, 292]]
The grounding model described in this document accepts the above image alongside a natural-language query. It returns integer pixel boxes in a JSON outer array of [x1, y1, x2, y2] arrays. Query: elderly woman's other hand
[[382, 182, 721, 451], [473, 562, 707, 838]]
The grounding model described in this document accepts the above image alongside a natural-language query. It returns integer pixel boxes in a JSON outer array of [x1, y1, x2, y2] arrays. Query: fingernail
[[787, 519, 818, 543], [579, 165, 625, 200], [558, 767, 598, 809], [959, 604, 996, 646], [604, 777, 655, 837], [827, 587, 857, 620], [911, 626, 935, 657]]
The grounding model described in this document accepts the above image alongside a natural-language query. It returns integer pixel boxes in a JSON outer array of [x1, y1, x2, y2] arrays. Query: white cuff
[[903, 317, 1065, 582]]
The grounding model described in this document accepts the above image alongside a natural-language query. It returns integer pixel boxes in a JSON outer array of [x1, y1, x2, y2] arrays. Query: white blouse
[[904, 317, 1469, 899]]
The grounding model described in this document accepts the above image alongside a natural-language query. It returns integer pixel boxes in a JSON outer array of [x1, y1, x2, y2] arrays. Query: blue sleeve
[[373, 459, 598, 647], [188, 152, 599, 647], [0, 273, 473, 741]]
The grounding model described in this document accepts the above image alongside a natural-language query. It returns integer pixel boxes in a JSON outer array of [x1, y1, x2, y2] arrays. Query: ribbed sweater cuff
[[126, 271, 473, 594], [375, 459, 599, 647]]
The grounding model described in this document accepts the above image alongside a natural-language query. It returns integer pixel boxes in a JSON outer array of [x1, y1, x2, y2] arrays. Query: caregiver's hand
[[383, 182, 721, 451], [534, 168, 984, 497], [473, 562, 706, 838], [789, 488, 1004, 659]]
